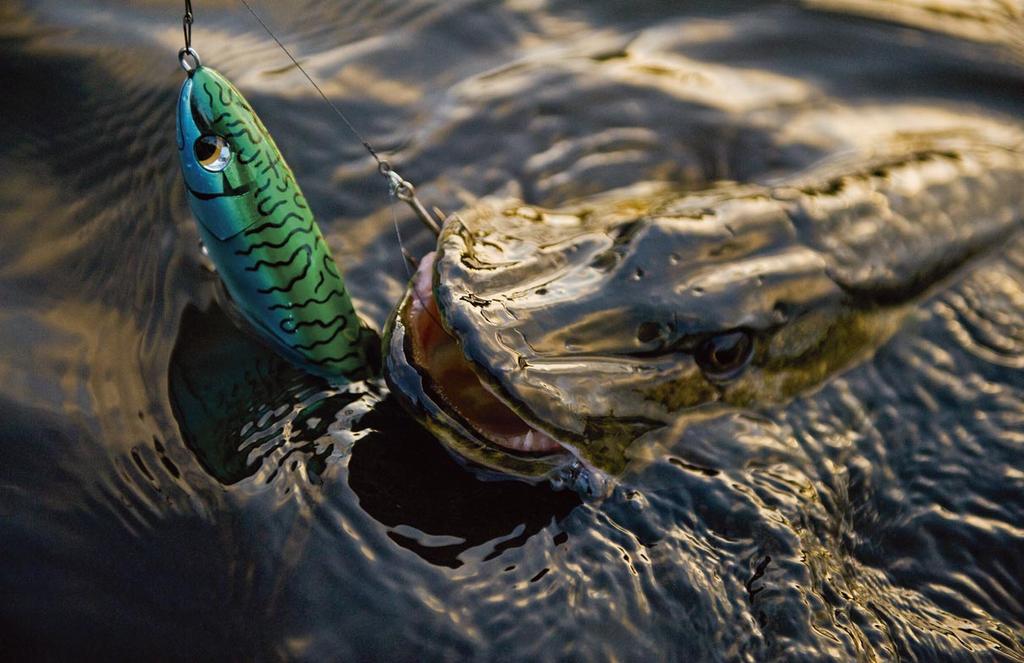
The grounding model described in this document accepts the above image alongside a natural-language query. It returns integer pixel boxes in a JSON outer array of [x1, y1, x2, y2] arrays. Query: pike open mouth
[[403, 252, 565, 455]]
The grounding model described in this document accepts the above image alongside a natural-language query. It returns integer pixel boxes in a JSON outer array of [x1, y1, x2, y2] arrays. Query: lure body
[[177, 66, 369, 379]]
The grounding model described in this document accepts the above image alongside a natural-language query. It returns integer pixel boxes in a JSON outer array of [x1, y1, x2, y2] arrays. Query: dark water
[[2, 1, 1024, 660]]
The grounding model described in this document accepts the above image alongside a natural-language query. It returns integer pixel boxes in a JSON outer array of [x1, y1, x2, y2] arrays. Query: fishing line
[[232, 0, 445, 331], [183, 0, 439, 236], [184, 0, 446, 328], [236, 0, 380, 167]]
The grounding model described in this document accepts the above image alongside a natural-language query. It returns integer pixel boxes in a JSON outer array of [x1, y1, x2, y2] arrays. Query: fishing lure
[[176, 49, 371, 380]]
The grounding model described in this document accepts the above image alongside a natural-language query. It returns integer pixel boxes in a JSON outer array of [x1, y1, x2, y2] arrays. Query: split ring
[[178, 47, 202, 74]]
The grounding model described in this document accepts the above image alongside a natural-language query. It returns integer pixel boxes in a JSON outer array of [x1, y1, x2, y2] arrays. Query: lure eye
[[695, 330, 754, 382], [194, 135, 231, 172]]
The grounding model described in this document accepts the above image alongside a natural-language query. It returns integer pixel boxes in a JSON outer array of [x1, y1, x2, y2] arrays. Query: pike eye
[[194, 135, 231, 172], [695, 330, 753, 381]]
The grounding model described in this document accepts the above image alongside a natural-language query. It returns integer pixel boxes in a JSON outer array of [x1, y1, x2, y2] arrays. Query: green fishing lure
[[176, 63, 370, 379]]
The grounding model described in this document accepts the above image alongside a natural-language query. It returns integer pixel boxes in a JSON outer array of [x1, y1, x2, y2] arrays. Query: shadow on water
[[349, 406, 581, 569]]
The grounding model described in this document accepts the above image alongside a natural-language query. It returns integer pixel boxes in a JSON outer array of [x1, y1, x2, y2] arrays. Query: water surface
[[2, 1, 1024, 660]]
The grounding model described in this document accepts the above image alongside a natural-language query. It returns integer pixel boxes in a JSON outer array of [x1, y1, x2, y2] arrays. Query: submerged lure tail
[[176, 65, 370, 379]]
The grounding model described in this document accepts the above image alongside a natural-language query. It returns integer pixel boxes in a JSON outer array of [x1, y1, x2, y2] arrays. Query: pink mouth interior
[[405, 253, 563, 454]]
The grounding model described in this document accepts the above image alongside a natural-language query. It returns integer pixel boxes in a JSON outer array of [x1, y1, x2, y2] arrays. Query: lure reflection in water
[[176, 63, 373, 379]]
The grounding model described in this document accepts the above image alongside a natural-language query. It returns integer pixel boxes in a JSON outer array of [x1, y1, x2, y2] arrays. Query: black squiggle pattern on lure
[[267, 288, 347, 312], [256, 250, 312, 294], [192, 66, 366, 376], [288, 325, 349, 351], [235, 217, 315, 256], [244, 244, 311, 272], [243, 212, 305, 237], [281, 313, 350, 334]]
